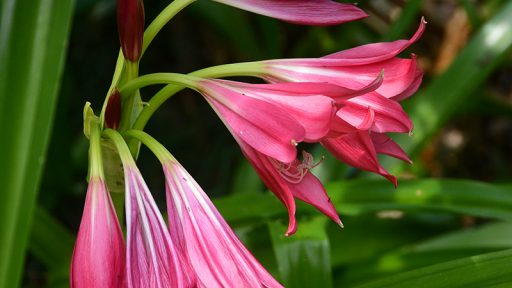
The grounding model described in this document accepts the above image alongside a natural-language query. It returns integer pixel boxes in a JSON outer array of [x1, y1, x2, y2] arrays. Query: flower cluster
[[72, 0, 425, 287]]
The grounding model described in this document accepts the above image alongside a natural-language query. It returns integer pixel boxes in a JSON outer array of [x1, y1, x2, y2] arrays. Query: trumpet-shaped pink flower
[[194, 78, 383, 234], [212, 0, 367, 25], [261, 19, 426, 100], [123, 164, 196, 287], [196, 79, 348, 163], [70, 176, 125, 288], [163, 159, 283, 287]]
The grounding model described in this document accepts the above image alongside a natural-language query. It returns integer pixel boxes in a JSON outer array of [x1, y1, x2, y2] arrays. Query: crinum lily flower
[[123, 129, 283, 287], [71, 121, 125, 288]]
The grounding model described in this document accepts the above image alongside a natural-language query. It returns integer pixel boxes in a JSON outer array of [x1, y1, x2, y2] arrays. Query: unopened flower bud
[[105, 89, 122, 129], [117, 0, 144, 62]]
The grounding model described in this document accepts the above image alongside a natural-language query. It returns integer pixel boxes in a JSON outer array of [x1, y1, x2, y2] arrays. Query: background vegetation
[[2, 0, 512, 287]]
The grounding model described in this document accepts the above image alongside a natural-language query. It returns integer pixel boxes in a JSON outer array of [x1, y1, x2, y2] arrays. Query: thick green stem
[[118, 61, 140, 131], [102, 129, 137, 167], [118, 72, 200, 97], [124, 130, 174, 163]]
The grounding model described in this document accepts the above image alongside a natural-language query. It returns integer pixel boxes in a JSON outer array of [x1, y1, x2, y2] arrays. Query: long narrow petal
[[290, 172, 342, 227], [124, 167, 195, 288], [240, 140, 341, 234], [391, 68, 424, 101], [323, 18, 426, 65], [71, 177, 125, 288], [239, 141, 298, 235], [234, 84, 336, 142], [371, 133, 412, 163], [212, 0, 367, 25], [338, 92, 413, 133], [322, 132, 397, 186], [164, 161, 283, 288], [265, 57, 415, 99], [199, 80, 305, 163]]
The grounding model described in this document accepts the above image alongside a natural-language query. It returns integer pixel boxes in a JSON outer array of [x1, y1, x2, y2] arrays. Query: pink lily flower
[[163, 159, 283, 287], [70, 176, 125, 288], [261, 19, 426, 100], [212, 0, 367, 25], [123, 164, 196, 287], [194, 78, 383, 234], [196, 79, 347, 163]]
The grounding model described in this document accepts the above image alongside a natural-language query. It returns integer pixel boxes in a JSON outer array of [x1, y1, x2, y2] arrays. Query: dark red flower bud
[[105, 89, 122, 129], [117, 0, 145, 62]]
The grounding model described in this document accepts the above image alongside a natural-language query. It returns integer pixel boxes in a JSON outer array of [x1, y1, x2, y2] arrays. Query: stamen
[[270, 151, 324, 184]]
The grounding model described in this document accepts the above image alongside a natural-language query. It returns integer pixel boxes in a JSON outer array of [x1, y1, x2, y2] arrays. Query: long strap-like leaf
[[0, 0, 74, 286]]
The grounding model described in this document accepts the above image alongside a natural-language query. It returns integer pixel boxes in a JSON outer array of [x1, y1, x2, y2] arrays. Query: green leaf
[[340, 221, 512, 285], [0, 0, 74, 286], [355, 249, 512, 288], [268, 217, 333, 288], [329, 179, 512, 220], [215, 179, 512, 223]]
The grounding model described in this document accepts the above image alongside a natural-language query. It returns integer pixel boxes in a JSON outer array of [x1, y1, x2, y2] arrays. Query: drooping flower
[[71, 114, 126, 287], [70, 177, 125, 287], [123, 163, 196, 288], [197, 79, 341, 162], [117, 0, 145, 62], [163, 158, 283, 287], [194, 79, 374, 234], [253, 19, 426, 184], [260, 19, 426, 100], [211, 0, 367, 25]]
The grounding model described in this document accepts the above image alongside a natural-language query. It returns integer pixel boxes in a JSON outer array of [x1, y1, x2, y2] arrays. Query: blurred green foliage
[[3, 0, 512, 287]]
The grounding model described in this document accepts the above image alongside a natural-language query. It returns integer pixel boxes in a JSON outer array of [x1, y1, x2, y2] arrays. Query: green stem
[[124, 130, 174, 163], [132, 61, 264, 130], [88, 119, 104, 179], [118, 61, 140, 131], [102, 129, 136, 167], [100, 0, 196, 129], [118, 72, 200, 97], [142, 0, 197, 56]]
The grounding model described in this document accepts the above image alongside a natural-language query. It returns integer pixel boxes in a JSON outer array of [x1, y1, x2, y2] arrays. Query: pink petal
[[262, 70, 385, 102], [212, 0, 367, 25], [239, 141, 298, 236], [322, 132, 397, 186], [71, 177, 125, 288], [164, 161, 283, 288], [323, 18, 426, 65], [339, 92, 413, 133], [391, 68, 423, 101], [200, 80, 305, 163], [371, 133, 412, 163], [124, 168, 195, 288], [239, 140, 341, 233], [291, 172, 342, 226], [233, 83, 337, 142]]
